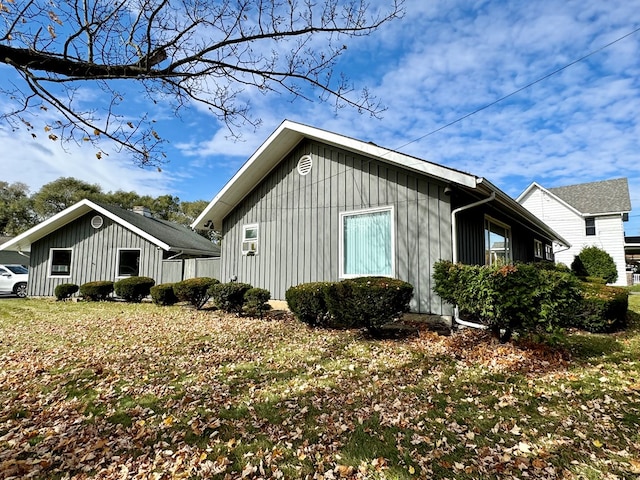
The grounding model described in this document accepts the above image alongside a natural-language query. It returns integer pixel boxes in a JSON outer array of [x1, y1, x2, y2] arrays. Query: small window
[[485, 216, 511, 266], [534, 239, 543, 258], [117, 249, 140, 276], [545, 244, 554, 261], [50, 248, 72, 277], [242, 224, 258, 255], [585, 217, 596, 236], [340, 206, 394, 278]]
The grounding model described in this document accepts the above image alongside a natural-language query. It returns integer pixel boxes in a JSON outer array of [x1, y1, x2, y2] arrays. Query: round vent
[[297, 155, 313, 176], [91, 215, 104, 229]]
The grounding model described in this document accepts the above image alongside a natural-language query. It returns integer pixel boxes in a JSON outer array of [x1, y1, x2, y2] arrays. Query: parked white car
[[0, 264, 28, 298]]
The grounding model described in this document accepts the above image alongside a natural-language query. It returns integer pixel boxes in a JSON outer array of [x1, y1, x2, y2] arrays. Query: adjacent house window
[[585, 217, 596, 236], [117, 249, 140, 276], [50, 248, 72, 277], [545, 244, 554, 261], [485, 216, 511, 266], [340, 206, 394, 278], [242, 224, 259, 255], [534, 239, 543, 258]]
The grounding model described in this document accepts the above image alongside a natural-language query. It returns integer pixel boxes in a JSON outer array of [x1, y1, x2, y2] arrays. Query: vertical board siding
[[28, 213, 164, 297], [220, 139, 452, 315]]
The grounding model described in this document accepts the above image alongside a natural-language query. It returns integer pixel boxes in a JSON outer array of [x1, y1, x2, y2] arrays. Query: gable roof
[[193, 120, 570, 247], [0, 199, 220, 256], [548, 178, 631, 215]]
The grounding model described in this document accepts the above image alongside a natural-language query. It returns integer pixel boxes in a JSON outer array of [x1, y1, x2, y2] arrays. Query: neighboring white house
[[517, 178, 631, 286]]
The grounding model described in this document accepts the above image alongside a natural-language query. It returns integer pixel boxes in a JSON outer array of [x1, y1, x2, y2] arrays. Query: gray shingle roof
[[548, 178, 631, 215], [95, 202, 220, 256]]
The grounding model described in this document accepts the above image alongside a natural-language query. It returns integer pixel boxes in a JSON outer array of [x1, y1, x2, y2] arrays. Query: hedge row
[[285, 277, 413, 333], [58, 276, 272, 317], [149, 278, 271, 317], [432, 260, 628, 339]]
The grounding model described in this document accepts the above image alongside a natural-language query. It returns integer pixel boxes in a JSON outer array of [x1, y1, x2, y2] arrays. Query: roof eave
[[192, 120, 478, 230], [478, 179, 571, 248]]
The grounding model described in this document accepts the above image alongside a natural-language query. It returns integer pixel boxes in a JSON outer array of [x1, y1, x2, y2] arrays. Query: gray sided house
[[0, 200, 220, 297], [193, 121, 569, 315]]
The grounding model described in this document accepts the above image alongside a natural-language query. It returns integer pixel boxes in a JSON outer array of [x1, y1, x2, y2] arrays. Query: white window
[[485, 216, 511, 266], [545, 244, 554, 261], [242, 224, 259, 255], [117, 249, 141, 277], [49, 248, 72, 277], [340, 206, 394, 278], [534, 239, 543, 258]]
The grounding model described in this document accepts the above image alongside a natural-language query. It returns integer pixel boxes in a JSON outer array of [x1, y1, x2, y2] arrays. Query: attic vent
[[297, 155, 313, 176], [91, 215, 104, 229]]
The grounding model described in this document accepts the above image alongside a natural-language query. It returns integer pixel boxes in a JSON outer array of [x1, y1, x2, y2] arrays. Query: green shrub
[[433, 261, 581, 342], [577, 282, 628, 333], [285, 282, 331, 327], [114, 276, 155, 302], [244, 288, 271, 318], [571, 246, 618, 284], [338, 277, 414, 332], [208, 282, 252, 314], [54, 283, 79, 301], [79, 281, 114, 301], [287, 277, 414, 332], [173, 277, 219, 309], [150, 283, 179, 306]]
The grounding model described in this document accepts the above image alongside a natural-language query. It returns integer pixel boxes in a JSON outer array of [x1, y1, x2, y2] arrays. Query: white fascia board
[[0, 199, 95, 253], [192, 120, 478, 230], [515, 182, 542, 202], [0, 199, 171, 253], [88, 203, 171, 251]]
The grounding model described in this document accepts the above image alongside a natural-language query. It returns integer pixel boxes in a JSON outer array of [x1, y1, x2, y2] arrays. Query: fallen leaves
[[0, 300, 639, 479]]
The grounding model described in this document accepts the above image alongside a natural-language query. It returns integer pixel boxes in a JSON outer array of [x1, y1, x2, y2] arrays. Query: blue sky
[[2, 0, 640, 234]]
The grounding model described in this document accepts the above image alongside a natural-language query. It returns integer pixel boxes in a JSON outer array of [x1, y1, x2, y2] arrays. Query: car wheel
[[14, 282, 27, 298]]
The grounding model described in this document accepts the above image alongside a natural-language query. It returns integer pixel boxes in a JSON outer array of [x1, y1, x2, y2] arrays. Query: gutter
[[450, 190, 496, 329]]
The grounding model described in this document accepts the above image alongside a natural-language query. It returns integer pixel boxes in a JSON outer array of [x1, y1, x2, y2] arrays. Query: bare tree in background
[[0, 0, 403, 166]]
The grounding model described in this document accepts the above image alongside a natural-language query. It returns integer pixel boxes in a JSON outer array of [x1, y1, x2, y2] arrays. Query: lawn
[[0, 298, 639, 479]]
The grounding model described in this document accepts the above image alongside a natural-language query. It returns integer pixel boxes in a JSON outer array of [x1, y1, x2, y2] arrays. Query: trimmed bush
[[244, 288, 271, 318], [54, 283, 79, 301], [285, 282, 331, 327], [433, 261, 582, 341], [286, 277, 414, 332], [577, 282, 628, 333], [327, 277, 414, 332], [571, 246, 618, 284], [79, 281, 114, 301], [150, 283, 179, 306], [208, 282, 252, 314], [173, 277, 219, 309], [114, 276, 155, 302]]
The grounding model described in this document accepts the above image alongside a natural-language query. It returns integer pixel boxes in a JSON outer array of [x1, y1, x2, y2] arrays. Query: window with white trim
[[534, 239, 543, 258], [340, 206, 394, 278], [242, 224, 259, 255], [484, 216, 511, 266], [585, 217, 596, 236], [50, 248, 72, 277], [117, 249, 141, 276], [545, 244, 554, 261]]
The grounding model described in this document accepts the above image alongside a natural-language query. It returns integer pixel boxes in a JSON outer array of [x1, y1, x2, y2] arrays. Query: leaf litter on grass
[[0, 300, 639, 479]]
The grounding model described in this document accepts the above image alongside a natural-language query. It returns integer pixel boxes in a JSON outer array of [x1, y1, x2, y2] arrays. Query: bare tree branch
[[0, 0, 404, 167]]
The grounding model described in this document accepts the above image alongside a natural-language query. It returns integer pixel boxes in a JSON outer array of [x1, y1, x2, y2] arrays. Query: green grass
[[0, 297, 639, 479]]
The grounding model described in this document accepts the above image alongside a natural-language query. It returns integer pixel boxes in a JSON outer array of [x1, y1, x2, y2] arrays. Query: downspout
[[18, 251, 30, 259], [450, 191, 496, 329]]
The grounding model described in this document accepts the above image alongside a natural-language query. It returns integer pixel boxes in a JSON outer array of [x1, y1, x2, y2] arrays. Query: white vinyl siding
[[519, 187, 628, 286], [339, 206, 394, 278]]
